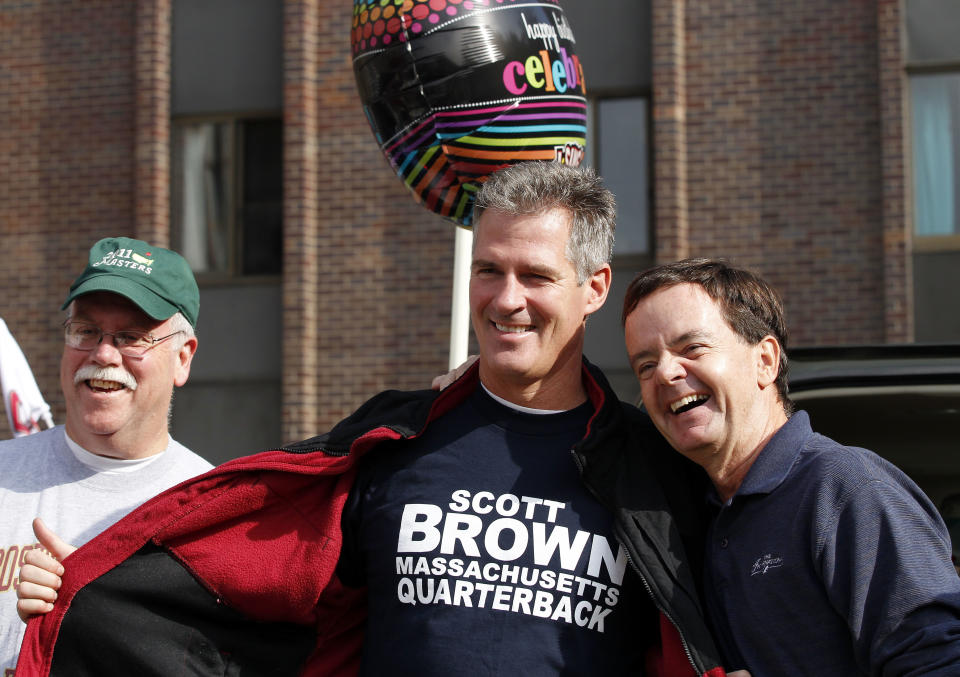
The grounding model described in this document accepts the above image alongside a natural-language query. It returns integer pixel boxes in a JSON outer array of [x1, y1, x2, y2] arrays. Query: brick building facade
[[651, 0, 910, 346], [0, 1, 455, 459], [0, 0, 955, 461]]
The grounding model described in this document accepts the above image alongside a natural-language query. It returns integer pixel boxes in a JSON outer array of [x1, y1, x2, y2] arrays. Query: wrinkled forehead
[[629, 283, 731, 335], [472, 206, 574, 257], [68, 291, 164, 328], [474, 205, 571, 234]]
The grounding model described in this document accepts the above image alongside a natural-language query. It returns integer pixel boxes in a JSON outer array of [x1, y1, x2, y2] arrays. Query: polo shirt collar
[[732, 410, 813, 498]]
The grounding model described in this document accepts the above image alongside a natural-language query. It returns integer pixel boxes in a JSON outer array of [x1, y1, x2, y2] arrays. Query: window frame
[[906, 18, 960, 251], [170, 112, 283, 283], [585, 93, 654, 268]]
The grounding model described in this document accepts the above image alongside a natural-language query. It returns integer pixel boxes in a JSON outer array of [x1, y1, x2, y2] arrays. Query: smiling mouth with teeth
[[670, 394, 709, 414], [494, 322, 533, 333], [86, 379, 126, 392]]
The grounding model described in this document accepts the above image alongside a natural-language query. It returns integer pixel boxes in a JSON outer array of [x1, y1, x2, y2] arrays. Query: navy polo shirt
[[703, 411, 960, 675]]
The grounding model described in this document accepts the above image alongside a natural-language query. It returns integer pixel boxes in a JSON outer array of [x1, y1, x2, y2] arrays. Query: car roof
[[787, 344, 960, 542]]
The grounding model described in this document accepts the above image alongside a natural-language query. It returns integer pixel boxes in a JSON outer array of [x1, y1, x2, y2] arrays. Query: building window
[[587, 96, 650, 256], [907, 0, 960, 247], [910, 74, 960, 238], [171, 117, 283, 276]]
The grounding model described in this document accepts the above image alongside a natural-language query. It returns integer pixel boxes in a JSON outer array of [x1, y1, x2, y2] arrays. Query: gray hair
[[473, 162, 616, 284], [164, 311, 196, 349]]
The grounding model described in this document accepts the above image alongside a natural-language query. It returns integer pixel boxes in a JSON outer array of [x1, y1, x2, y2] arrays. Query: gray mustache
[[73, 365, 138, 391]]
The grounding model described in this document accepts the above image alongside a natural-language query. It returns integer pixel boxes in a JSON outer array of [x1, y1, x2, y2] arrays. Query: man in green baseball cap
[[1, 237, 211, 673], [57, 237, 203, 457]]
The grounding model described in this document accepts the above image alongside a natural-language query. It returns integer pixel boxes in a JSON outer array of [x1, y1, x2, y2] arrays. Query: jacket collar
[[284, 356, 617, 458]]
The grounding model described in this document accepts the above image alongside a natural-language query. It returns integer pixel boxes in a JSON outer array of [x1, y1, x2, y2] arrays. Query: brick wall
[[134, 0, 172, 245], [0, 1, 455, 443], [0, 0, 911, 442], [652, 0, 907, 346], [876, 0, 912, 343], [286, 1, 454, 439], [0, 1, 147, 439], [652, 0, 690, 262]]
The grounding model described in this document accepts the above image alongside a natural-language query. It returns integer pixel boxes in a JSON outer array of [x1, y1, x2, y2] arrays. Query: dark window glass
[[241, 119, 283, 275], [171, 117, 283, 277]]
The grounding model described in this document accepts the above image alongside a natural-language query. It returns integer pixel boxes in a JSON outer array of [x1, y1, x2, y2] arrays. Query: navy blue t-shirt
[[339, 386, 651, 675]]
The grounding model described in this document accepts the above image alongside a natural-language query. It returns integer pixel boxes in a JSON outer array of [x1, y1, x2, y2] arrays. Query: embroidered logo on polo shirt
[[751, 553, 783, 575]]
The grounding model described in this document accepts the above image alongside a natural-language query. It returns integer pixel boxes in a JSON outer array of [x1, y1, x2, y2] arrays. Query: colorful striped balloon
[[352, 0, 587, 227]]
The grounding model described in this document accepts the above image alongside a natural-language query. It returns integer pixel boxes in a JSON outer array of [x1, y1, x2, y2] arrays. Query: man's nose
[[656, 355, 685, 384], [89, 334, 124, 364], [492, 275, 525, 313]]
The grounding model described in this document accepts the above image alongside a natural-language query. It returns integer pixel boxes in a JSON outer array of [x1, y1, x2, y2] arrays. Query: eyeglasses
[[63, 321, 184, 357]]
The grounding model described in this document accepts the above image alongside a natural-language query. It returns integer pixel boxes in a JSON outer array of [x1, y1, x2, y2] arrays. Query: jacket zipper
[[616, 522, 701, 675], [570, 448, 703, 676]]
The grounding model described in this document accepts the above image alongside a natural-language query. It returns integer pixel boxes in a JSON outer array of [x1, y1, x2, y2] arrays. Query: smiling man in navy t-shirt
[[339, 162, 647, 674]]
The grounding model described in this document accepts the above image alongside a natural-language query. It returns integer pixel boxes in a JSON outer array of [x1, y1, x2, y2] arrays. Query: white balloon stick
[[449, 225, 473, 370]]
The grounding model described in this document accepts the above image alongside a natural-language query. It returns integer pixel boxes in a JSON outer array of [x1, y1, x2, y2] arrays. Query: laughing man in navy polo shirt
[[622, 258, 960, 676]]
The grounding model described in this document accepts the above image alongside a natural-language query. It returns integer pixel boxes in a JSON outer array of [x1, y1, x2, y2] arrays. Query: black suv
[[788, 345, 960, 566]]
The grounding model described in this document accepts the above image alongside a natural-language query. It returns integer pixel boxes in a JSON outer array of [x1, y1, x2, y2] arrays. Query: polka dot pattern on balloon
[[351, 0, 562, 54], [352, 0, 583, 226]]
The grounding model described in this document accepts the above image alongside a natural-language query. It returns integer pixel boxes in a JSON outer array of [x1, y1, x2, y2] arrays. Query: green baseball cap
[[62, 237, 199, 328]]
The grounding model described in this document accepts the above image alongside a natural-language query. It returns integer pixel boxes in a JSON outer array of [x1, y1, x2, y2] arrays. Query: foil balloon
[[352, 0, 587, 226]]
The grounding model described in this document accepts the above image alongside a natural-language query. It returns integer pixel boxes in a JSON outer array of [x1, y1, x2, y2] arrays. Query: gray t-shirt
[[0, 426, 212, 673]]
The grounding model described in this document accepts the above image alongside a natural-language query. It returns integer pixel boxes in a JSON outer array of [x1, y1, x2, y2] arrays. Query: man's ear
[[756, 335, 781, 389], [173, 336, 198, 388], [584, 264, 612, 318]]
